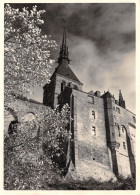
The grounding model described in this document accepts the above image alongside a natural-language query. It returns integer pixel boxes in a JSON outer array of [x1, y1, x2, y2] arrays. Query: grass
[[46, 176, 136, 190]]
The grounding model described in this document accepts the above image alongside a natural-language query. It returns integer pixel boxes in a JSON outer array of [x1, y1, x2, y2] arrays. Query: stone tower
[[43, 29, 136, 181], [43, 27, 83, 108], [102, 91, 135, 178]]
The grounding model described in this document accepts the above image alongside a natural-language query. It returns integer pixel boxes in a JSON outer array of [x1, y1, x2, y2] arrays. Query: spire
[[119, 90, 126, 108], [58, 21, 71, 64], [119, 90, 123, 101], [61, 26, 67, 50]]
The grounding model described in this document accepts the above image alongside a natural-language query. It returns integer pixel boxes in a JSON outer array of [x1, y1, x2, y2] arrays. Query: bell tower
[[43, 27, 82, 108]]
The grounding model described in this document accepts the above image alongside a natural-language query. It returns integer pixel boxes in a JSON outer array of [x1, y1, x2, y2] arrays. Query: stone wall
[[71, 89, 116, 181], [113, 104, 136, 178], [43, 73, 82, 108], [4, 97, 48, 135], [5, 87, 136, 181]]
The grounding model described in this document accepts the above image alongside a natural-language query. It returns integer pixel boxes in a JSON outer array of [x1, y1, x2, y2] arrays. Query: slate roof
[[52, 62, 82, 84]]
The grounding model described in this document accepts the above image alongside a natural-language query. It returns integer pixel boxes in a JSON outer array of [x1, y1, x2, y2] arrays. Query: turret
[[119, 90, 126, 108], [102, 91, 120, 176]]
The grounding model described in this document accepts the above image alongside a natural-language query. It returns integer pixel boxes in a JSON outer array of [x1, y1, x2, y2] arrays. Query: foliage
[[4, 4, 72, 190], [4, 4, 57, 103], [4, 104, 70, 190], [42, 104, 71, 164]]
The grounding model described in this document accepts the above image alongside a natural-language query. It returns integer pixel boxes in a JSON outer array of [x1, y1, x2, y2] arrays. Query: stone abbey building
[[43, 28, 136, 181]]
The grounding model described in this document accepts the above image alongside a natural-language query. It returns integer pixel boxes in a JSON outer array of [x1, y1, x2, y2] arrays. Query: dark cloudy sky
[[10, 3, 136, 113]]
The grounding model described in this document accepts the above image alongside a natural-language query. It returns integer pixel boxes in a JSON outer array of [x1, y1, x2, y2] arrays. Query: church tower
[[43, 28, 135, 181], [43, 27, 82, 108]]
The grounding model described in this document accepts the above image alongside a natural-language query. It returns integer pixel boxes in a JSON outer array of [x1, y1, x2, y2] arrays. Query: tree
[[4, 4, 57, 104], [4, 4, 71, 189], [4, 104, 70, 190]]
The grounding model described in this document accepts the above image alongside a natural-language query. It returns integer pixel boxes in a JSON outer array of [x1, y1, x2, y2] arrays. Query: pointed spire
[[61, 25, 67, 50], [119, 90, 123, 101], [58, 20, 71, 64], [119, 90, 126, 108]]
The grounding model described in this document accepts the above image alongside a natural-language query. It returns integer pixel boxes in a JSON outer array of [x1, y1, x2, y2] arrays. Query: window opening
[[92, 126, 96, 135], [61, 81, 66, 92], [123, 142, 126, 149], [92, 110, 95, 119], [118, 125, 121, 137], [122, 126, 124, 133], [133, 116, 136, 123]]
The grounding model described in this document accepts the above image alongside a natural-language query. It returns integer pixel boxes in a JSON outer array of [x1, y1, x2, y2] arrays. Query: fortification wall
[[113, 104, 136, 178], [72, 90, 116, 181], [4, 97, 48, 135]]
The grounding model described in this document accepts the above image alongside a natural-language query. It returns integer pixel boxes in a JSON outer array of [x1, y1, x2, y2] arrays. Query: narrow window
[[61, 83, 64, 92], [61, 81, 66, 92], [92, 111, 95, 119], [132, 116, 136, 123], [116, 124, 121, 137], [118, 127, 121, 137], [123, 142, 126, 149], [122, 126, 124, 133], [92, 126, 96, 135]]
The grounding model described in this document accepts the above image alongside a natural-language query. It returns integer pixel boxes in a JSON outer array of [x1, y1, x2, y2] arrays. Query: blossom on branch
[[4, 4, 57, 104]]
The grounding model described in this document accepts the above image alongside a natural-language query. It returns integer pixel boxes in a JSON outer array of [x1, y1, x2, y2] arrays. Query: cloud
[[22, 3, 135, 113], [54, 3, 135, 53], [69, 35, 135, 113]]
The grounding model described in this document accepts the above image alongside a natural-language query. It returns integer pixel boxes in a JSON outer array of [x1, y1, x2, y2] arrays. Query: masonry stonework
[[43, 28, 136, 181], [5, 28, 136, 182]]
